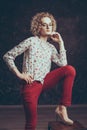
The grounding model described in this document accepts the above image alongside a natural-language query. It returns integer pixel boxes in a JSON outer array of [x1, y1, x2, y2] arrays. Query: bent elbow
[[60, 60, 68, 67], [3, 54, 7, 62]]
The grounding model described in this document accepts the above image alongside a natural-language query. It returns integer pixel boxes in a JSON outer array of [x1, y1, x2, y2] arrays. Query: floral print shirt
[[3, 36, 67, 83]]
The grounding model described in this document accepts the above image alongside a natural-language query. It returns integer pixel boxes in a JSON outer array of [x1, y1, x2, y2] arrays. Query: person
[[3, 12, 76, 130]]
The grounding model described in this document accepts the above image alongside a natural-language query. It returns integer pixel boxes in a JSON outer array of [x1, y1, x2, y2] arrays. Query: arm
[[3, 37, 34, 83], [51, 32, 68, 66]]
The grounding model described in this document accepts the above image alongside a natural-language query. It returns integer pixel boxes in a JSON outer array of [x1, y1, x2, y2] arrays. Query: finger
[[53, 33, 59, 38], [23, 76, 30, 83], [26, 78, 29, 84], [51, 34, 59, 40], [28, 77, 34, 84], [51, 32, 59, 36], [29, 74, 34, 79], [30, 78, 34, 83]]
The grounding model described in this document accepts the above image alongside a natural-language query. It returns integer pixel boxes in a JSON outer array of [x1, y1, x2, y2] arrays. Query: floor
[[0, 105, 87, 130]]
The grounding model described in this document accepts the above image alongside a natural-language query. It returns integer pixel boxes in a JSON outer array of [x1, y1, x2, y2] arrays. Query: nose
[[46, 25, 50, 29]]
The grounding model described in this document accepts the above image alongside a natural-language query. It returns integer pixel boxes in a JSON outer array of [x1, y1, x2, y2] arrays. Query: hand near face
[[50, 32, 64, 44]]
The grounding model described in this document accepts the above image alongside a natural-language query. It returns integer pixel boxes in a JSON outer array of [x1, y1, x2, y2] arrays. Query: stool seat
[[48, 121, 87, 130]]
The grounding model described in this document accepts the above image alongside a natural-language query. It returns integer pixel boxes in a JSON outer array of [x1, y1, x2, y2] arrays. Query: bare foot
[[55, 105, 73, 125]]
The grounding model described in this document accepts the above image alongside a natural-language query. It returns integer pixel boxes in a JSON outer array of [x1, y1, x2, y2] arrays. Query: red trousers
[[21, 65, 76, 130]]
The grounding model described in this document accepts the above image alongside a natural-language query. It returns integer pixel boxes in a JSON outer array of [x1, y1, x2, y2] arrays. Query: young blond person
[[3, 12, 76, 130]]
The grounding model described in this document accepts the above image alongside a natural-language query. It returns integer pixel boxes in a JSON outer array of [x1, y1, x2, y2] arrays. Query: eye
[[49, 24, 52, 26], [41, 23, 52, 27], [41, 24, 47, 27]]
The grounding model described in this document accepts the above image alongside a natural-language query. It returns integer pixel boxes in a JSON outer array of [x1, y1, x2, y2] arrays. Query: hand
[[50, 32, 64, 44], [19, 72, 34, 84]]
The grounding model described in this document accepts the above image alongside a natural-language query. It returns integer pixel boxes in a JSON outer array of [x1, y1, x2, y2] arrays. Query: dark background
[[0, 0, 87, 105]]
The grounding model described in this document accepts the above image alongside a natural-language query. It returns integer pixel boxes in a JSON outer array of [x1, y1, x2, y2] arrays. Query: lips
[[46, 30, 51, 32]]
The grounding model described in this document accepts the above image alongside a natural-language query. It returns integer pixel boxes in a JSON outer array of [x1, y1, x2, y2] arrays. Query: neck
[[39, 36, 48, 42]]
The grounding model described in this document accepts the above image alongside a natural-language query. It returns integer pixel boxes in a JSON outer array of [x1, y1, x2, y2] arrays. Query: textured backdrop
[[0, 0, 87, 105]]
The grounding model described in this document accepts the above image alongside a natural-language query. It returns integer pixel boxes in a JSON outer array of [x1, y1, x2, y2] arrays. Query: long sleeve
[[51, 43, 68, 66], [3, 37, 32, 71]]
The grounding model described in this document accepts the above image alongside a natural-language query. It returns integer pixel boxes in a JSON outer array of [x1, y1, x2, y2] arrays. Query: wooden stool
[[48, 121, 87, 130]]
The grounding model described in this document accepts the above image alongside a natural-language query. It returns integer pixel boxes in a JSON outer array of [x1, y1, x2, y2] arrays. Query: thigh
[[21, 81, 43, 120], [42, 66, 67, 91], [21, 81, 43, 103]]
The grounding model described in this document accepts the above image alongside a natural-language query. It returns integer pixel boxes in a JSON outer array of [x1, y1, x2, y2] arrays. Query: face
[[39, 17, 53, 37]]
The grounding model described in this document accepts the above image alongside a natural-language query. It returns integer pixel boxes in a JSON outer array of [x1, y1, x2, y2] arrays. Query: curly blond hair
[[30, 12, 57, 36]]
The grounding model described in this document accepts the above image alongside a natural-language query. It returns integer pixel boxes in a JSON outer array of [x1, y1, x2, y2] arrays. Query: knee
[[65, 65, 76, 77]]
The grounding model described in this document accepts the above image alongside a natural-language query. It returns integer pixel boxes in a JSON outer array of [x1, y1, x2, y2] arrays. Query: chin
[[46, 32, 52, 36]]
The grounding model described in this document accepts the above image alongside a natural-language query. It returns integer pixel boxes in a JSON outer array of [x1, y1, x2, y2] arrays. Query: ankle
[[58, 105, 67, 111]]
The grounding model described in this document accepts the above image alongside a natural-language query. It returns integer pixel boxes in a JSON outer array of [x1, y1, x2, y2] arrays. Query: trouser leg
[[43, 65, 76, 106], [21, 81, 42, 130]]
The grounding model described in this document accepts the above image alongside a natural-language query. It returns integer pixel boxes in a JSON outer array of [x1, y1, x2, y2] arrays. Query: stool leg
[[56, 113, 59, 121], [48, 125, 51, 130]]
